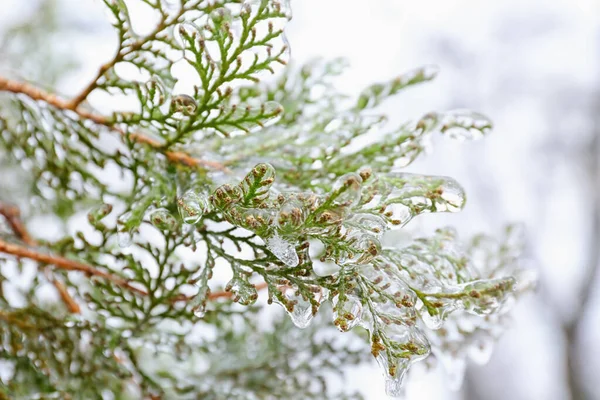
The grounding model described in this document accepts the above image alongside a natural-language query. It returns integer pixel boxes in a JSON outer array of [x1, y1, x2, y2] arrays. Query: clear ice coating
[[148, 208, 178, 231], [116, 211, 134, 248], [385, 172, 466, 214], [457, 277, 516, 316], [174, 22, 198, 49], [266, 234, 299, 267], [178, 190, 209, 224], [347, 213, 387, 238], [331, 172, 363, 208], [439, 109, 492, 141], [170, 94, 198, 116], [142, 76, 168, 107], [226, 277, 259, 306], [417, 295, 462, 330], [276, 197, 307, 234], [190, 279, 210, 318], [332, 294, 363, 332]]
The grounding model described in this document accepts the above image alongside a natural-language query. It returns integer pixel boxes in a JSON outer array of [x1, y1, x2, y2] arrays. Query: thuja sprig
[[0, 0, 534, 398]]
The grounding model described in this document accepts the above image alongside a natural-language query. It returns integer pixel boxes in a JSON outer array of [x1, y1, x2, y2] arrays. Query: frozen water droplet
[[191, 280, 210, 318], [418, 296, 461, 330], [384, 203, 413, 227], [266, 235, 299, 267], [117, 211, 134, 248], [148, 208, 178, 231], [226, 277, 259, 306], [331, 172, 362, 208], [440, 109, 492, 141], [193, 306, 206, 318], [332, 294, 363, 332], [209, 7, 233, 25], [178, 190, 209, 224], [171, 94, 197, 117], [143, 76, 168, 107], [211, 184, 243, 210]]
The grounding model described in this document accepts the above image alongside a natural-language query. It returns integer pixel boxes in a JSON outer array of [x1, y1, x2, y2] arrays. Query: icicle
[[274, 285, 324, 328], [372, 325, 431, 397], [266, 234, 299, 267]]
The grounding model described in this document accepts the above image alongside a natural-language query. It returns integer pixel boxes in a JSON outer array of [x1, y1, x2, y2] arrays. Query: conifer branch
[[0, 76, 228, 171]]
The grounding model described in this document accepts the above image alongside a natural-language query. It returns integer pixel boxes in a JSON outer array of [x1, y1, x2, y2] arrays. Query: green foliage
[[0, 0, 534, 399]]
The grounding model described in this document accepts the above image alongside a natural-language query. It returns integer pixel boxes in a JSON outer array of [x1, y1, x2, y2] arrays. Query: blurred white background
[[1, 0, 599, 399]]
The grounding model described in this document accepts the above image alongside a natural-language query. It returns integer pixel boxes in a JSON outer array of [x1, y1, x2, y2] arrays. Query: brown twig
[[45, 269, 82, 314], [0, 238, 148, 296], [0, 76, 229, 172], [0, 202, 36, 246], [1, 202, 84, 313]]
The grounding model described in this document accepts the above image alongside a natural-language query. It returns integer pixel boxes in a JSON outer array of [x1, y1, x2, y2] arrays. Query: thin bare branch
[[0, 202, 36, 246], [0, 238, 148, 296]]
